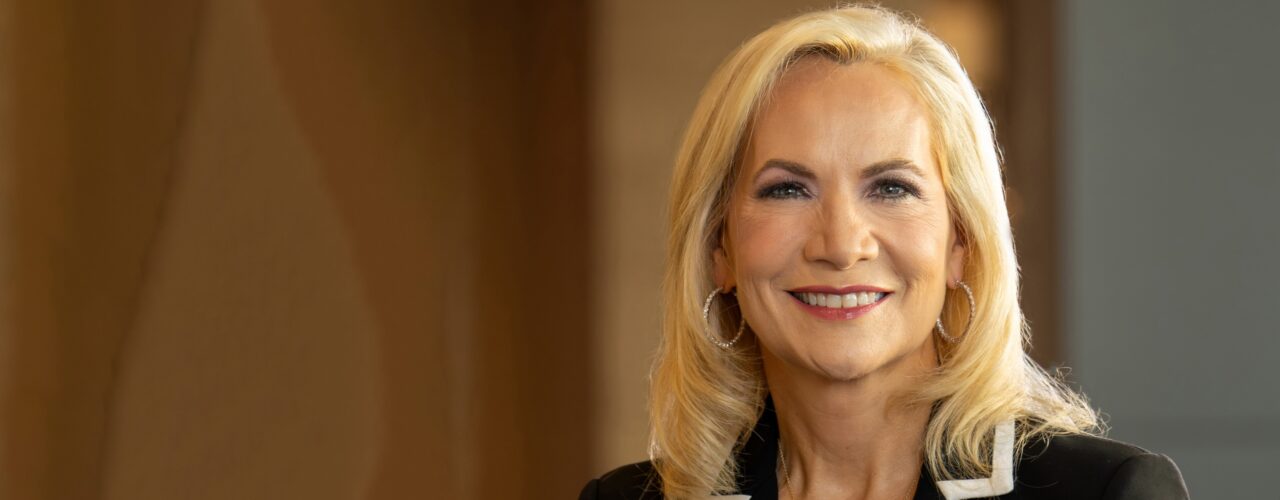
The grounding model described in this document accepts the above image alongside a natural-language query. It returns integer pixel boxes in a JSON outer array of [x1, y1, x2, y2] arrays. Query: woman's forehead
[[747, 60, 936, 177]]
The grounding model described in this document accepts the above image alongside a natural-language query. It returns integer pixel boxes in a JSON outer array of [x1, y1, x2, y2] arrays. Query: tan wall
[[0, 0, 590, 498]]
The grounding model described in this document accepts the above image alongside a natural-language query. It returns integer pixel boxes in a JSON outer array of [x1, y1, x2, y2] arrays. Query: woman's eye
[[871, 178, 918, 200], [756, 181, 810, 200]]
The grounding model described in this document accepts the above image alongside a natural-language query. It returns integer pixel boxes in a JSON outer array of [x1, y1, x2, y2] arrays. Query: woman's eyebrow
[[754, 159, 816, 182], [754, 157, 925, 183], [860, 158, 925, 179]]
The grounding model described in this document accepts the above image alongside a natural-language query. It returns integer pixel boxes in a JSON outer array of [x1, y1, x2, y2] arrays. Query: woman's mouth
[[787, 290, 890, 320], [788, 290, 887, 308]]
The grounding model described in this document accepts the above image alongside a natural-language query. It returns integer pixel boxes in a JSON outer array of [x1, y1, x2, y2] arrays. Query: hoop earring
[[703, 286, 746, 349], [935, 280, 975, 344]]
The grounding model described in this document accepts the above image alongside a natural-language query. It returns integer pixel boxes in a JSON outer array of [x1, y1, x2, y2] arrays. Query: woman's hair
[[650, 4, 1100, 498]]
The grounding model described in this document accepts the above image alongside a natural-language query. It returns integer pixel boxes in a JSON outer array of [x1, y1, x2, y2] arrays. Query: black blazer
[[580, 399, 1188, 499]]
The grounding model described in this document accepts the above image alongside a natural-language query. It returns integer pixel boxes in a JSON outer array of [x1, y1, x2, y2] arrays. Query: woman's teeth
[[790, 291, 885, 308]]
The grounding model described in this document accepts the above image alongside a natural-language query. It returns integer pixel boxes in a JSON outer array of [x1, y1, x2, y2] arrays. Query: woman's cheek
[[882, 217, 950, 279], [734, 205, 806, 263]]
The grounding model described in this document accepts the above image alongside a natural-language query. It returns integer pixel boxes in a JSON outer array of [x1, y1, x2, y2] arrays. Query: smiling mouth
[[787, 290, 889, 309]]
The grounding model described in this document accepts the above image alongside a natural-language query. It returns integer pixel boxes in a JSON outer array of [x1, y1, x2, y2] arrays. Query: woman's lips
[[787, 290, 890, 320]]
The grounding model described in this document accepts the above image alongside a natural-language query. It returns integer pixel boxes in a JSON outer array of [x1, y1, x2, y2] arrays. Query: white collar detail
[[934, 419, 1016, 499]]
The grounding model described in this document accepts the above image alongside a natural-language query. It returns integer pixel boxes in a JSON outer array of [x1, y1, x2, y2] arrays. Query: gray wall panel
[[1062, 1, 1280, 497]]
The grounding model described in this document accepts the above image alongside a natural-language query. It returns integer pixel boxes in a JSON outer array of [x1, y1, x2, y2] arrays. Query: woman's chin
[[801, 350, 884, 382], [796, 338, 927, 382], [811, 364, 871, 382]]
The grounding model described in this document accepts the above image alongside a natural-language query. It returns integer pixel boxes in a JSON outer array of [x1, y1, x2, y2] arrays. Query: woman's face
[[713, 57, 965, 382]]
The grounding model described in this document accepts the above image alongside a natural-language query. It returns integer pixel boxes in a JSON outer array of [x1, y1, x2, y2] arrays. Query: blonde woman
[[581, 5, 1187, 500]]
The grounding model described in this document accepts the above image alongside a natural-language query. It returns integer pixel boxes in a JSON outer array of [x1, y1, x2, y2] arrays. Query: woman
[[581, 5, 1188, 500]]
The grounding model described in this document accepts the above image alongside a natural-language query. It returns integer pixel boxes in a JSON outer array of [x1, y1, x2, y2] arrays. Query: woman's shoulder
[[578, 460, 663, 500], [1014, 430, 1188, 499]]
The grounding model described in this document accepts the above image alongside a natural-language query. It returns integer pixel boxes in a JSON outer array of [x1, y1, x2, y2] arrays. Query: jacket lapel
[[727, 396, 781, 499], [932, 420, 1016, 499]]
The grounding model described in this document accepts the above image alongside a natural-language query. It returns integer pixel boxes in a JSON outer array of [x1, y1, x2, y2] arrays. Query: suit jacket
[[580, 398, 1188, 500]]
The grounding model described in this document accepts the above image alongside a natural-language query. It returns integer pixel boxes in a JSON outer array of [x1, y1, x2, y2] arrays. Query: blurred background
[[0, 0, 1275, 498]]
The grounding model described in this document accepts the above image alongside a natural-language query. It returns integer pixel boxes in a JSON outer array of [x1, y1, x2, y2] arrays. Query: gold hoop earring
[[935, 280, 975, 344], [702, 287, 746, 349]]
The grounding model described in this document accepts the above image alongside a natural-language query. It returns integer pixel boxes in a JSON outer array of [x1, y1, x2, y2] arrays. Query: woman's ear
[[947, 224, 967, 286], [712, 246, 736, 292]]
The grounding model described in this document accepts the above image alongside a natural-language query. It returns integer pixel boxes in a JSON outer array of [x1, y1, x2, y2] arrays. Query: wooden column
[[999, 0, 1063, 367]]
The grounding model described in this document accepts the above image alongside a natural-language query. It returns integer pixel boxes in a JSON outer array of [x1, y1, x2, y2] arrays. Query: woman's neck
[[765, 339, 938, 499]]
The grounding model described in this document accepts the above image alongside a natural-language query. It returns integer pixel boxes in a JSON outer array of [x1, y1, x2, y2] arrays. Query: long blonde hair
[[650, 4, 1100, 498]]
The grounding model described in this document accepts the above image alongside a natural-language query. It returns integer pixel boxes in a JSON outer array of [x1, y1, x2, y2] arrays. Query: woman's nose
[[803, 198, 878, 270]]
